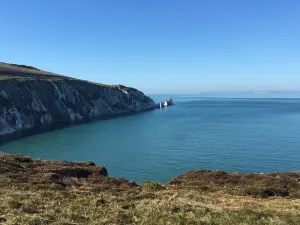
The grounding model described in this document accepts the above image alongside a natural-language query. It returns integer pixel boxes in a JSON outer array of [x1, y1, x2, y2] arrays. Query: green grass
[[0, 62, 110, 85], [0, 62, 128, 89]]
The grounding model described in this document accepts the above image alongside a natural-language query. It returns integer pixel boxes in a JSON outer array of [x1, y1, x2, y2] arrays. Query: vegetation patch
[[0, 153, 300, 224]]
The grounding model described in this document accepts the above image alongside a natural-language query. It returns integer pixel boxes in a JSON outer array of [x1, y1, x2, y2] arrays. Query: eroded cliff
[[0, 63, 156, 143]]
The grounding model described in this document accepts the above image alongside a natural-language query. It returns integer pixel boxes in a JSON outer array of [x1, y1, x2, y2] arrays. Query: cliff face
[[0, 63, 156, 143]]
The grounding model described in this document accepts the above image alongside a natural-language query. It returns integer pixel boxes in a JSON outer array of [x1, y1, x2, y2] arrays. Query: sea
[[2, 93, 300, 183]]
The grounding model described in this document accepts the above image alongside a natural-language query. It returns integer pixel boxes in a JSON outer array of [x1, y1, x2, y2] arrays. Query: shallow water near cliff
[[2, 94, 300, 183]]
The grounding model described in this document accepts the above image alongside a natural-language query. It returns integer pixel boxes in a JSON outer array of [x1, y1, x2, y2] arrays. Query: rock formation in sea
[[0, 62, 156, 143]]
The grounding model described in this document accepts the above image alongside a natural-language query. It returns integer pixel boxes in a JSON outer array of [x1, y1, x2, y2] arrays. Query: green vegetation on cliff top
[[0, 62, 63, 79], [0, 62, 112, 87]]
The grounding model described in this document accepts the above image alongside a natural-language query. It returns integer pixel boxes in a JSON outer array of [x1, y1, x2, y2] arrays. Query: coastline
[[1, 152, 299, 197], [0, 63, 158, 145], [0, 106, 156, 145], [1, 64, 299, 224]]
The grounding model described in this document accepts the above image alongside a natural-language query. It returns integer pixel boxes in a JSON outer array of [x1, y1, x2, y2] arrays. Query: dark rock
[[22, 204, 40, 214], [39, 172, 63, 183], [0, 167, 10, 173], [0, 153, 138, 192], [11, 155, 33, 163], [86, 161, 96, 166], [0, 217, 6, 223], [53, 166, 108, 178], [95, 198, 108, 206], [54, 167, 93, 178], [262, 188, 289, 197], [99, 167, 108, 177]]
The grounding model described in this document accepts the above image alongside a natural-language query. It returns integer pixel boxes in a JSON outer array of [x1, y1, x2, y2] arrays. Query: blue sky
[[1, 0, 300, 94]]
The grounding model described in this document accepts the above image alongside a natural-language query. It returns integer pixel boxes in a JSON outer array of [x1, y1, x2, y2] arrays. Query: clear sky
[[1, 0, 300, 94]]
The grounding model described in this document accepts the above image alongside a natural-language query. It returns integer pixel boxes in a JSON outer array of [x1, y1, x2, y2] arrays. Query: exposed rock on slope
[[169, 170, 300, 198], [0, 152, 137, 191], [0, 63, 156, 143], [1, 152, 300, 198]]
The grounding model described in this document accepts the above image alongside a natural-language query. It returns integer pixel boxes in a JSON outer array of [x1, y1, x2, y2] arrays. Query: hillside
[[0, 63, 156, 143], [0, 153, 299, 224], [0, 62, 68, 80]]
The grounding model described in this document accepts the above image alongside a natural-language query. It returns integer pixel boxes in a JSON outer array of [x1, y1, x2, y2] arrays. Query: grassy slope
[[0, 62, 64, 79], [0, 153, 300, 225], [0, 62, 112, 87]]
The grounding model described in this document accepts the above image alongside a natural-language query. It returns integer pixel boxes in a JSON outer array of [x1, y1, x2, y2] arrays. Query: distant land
[[151, 91, 300, 99]]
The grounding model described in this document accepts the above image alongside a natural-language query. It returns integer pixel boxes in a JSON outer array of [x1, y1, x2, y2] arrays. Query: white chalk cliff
[[0, 63, 156, 143]]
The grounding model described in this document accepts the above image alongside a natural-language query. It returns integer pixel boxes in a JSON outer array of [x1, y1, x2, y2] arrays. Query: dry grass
[[1, 183, 300, 225], [0, 153, 300, 225]]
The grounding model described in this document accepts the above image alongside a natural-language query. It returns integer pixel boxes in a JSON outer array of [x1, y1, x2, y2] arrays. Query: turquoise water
[[2, 95, 300, 183]]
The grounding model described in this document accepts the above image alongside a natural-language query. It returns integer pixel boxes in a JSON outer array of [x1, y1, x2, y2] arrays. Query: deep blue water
[[2, 95, 300, 183]]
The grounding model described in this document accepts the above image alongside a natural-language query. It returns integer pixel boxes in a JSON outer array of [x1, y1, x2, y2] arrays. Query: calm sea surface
[[2, 95, 300, 183]]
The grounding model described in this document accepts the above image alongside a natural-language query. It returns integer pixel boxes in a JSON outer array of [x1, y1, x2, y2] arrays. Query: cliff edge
[[0, 62, 156, 143], [1, 153, 300, 224]]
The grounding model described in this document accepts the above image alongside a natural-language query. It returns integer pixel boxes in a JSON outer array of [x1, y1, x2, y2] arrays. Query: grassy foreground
[[0, 153, 300, 225]]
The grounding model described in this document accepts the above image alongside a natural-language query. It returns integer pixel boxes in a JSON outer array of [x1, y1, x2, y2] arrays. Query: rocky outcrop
[[169, 170, 300, 197], [0, 63, 156, 143], [0, 152, 138, 190], [1, 153, 300, 225], [1, 152, 300, 198]]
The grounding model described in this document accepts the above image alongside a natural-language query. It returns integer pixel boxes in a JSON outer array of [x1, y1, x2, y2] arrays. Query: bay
[[2, 94, 300, 183]]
